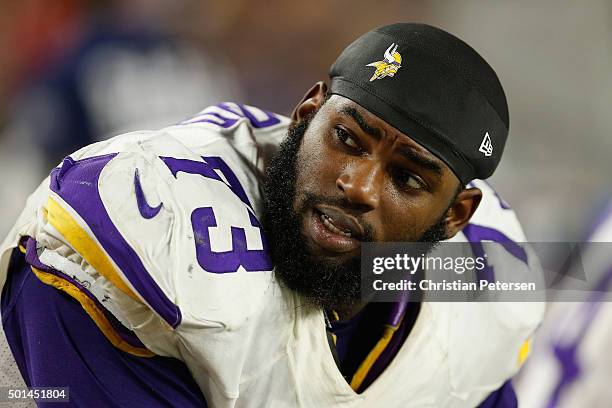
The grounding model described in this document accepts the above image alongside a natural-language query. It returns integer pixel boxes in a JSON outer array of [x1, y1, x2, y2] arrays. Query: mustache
[[298, 191, 376, 242]]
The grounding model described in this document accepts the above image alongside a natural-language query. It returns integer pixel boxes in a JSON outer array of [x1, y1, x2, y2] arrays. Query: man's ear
[[291, 81, 328, 121], [445, 187, 482, 239]]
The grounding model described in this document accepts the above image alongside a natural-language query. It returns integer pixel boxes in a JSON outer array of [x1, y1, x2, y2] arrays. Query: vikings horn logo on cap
[[366, 43, 402, 81]]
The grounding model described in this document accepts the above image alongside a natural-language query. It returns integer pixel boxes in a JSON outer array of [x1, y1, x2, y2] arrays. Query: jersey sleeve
[[450, 179, 547, 300], [35, 132, 275, 351]]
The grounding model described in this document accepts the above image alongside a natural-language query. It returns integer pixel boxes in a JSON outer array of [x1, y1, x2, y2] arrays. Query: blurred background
[[0, 1, 610, 406], [0, 0, 610, 241]]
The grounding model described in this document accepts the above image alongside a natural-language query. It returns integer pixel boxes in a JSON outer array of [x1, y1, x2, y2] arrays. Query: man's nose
[[336, 160, 382, 211]]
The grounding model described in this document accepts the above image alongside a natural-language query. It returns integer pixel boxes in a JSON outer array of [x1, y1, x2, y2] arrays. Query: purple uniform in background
[[515, 198, 612, 408]]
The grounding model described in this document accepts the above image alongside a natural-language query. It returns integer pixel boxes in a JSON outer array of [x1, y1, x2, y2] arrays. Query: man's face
[[295, 95, 461, 262], [262, 94, 463, 310]]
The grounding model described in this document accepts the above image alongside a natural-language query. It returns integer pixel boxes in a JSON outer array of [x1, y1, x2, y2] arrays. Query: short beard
[[261, 114, 450, 311]]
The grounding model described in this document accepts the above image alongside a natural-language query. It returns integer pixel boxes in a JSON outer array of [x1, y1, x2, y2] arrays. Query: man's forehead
[[326, 94, 449, 169]]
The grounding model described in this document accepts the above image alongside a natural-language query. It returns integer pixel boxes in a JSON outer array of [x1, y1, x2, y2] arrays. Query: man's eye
[[393, 169, 424, 190], [334, 127, 360, 150]]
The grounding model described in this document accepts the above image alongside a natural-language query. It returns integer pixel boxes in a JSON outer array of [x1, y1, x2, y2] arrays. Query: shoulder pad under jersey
[[41, 131, 276, 332]]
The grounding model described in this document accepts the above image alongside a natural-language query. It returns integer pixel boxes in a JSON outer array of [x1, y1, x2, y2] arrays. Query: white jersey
[[0, 103, 544, 407]]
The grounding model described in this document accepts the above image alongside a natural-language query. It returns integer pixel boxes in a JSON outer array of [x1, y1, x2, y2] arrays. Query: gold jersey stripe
[[518, 339, 531, 365], [349, 317, 404, 392], [31, 266, 154, 358], [46, 197, 140, 302]]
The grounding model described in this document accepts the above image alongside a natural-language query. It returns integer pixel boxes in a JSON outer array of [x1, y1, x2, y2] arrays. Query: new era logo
[[479, 132, 493, 157]]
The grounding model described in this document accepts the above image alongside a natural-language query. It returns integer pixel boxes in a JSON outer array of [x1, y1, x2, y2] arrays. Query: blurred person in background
[[1, 0, 243, 168], [515, 197, 612, 408]]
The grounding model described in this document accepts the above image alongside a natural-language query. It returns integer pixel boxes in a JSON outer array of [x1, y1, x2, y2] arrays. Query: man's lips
[[315, 205, 365, 240], [304, 206, 363, 254]]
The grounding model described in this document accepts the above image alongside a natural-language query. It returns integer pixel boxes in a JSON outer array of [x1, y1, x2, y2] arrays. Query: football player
[[515, 198, 612, 407], [0, 23, 543, 407]]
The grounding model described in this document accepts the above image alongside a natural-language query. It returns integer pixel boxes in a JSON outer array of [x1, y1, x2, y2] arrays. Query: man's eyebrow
[[339, 106, 381, 139], [339, 105, 443, 177], [397, 145, 444, 177]]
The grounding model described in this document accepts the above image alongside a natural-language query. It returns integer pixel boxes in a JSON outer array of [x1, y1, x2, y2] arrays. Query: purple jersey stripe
[[49, 154, 182, 328], [462, 224, 528, 264], [184, 112, 240, 128], [181, 102, 282, 129], [236, 104, 281, 128]]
